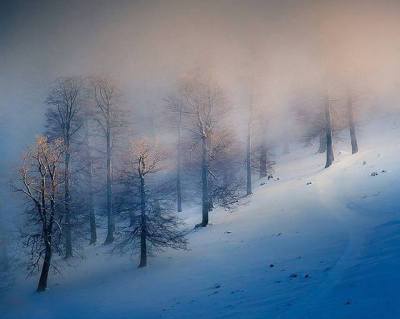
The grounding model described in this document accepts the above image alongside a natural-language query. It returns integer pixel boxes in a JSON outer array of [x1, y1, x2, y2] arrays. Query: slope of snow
[[1, 116, 400, 319]]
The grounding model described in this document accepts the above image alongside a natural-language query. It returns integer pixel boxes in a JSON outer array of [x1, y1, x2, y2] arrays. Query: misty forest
[[1, 1, 400, 318]]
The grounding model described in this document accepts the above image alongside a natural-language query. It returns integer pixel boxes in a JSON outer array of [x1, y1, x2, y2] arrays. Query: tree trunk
[[104, 127, 114, 244], [318, 131, 327, 153], [201, 136, 209, 227], [347, 97, 358, 154], [88, 159, 97, 245], [176, 111, 183, 212], [325, 100, 334, 168], [246, 127, 252, 195], [84, 121, 97, 245], [138, 175, 147, 268], [37, 243, 52, 292], [64, 140, 73, 258], [259, 142, 267, 178]]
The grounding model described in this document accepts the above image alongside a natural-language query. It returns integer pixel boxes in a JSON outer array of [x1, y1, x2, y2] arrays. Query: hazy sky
[[2, 0, 400, 226]]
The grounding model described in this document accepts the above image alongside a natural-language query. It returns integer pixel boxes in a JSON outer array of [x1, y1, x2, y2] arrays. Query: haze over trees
[[2, 1, 400, 305]]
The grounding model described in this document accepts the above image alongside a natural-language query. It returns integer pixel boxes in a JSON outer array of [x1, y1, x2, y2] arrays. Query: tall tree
[[325, 97, 334, 168], [15, 136, 64, 292], [165, 96, 186, 212], [91, 77, 124, 244], [46, 77, 85, 258], [178, 74, 227, 227], [82, 119, 97, 244], [259, 141, 268, 178], [246, 101, 253, 195], [347, 94, 358, 154], [117, 139, 187, 268]]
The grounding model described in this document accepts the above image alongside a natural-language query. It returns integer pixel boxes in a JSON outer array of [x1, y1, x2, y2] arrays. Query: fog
[[1, 0, 400, 229]]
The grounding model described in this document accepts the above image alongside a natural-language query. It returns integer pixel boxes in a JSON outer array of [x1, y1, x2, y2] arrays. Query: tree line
[[13, 73, 360, 292]]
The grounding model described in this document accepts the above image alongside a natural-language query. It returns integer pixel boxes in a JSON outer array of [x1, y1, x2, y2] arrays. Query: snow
[[2, 116, 400, 318]]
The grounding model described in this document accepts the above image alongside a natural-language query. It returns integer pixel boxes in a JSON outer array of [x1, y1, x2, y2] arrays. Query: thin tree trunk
[[259, 142, 267, 178], [246, 126, 252, 195], [84, 120, 97, 245], [64, 140, 73, 258], [104, 126, 114, 244], [88, 159, 97, 245], [138, 175, 147, 268], [318, 131, 327, 153], [37, 243, 51, 292], [176, 111, 182, 212], [347, 97, 358, 154], [38, 188, 55, 293], [325, 100, 334, 168], [201, 136, 209, 227]]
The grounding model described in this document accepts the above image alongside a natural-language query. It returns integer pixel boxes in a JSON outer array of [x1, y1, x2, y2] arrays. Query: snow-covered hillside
[[2, 116, 400, 319]]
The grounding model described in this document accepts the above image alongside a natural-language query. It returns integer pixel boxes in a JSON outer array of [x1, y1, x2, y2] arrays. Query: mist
[[2, 0, 400, 315]]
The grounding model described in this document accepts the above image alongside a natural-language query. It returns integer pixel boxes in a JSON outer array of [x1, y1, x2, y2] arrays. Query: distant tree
[[208, 130, 243, 210], [324, 97, 334, 168], [116, 138, 187, 268], [77, 118, 97, 244], [165, 95, 186, 212], [346, 93, 358, 154], [15, 136, 64, 292], [46, 77, 85, 258], [245, 100, 253, 195], [178, 73, 227, 227], [90, 77, 125, 244]]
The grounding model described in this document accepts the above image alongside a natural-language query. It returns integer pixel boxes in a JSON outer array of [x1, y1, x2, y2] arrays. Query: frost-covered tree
[[90, 76, 125, 244], [116, 139, 187, 268], [324, 97, 334, 168], [346, 93, 358, 154], [15, 136, 64, 292], [46, 77, 85, 258], [177, 73, 227, 227], [165, 95, 186, 212]]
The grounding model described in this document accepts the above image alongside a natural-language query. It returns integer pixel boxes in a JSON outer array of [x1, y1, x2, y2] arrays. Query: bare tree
[[91, 77, 124, 244], [178, 73, 227, 227], [165, 95, 186, 212], [15, 136, 64, 292], [80, 119, 97, 244], [346, 94, 359, 154], [246, 100, 253, 195], [46, 77, 85, 258], [116, 138, 187, 268], [325, 97, 334, 168]]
